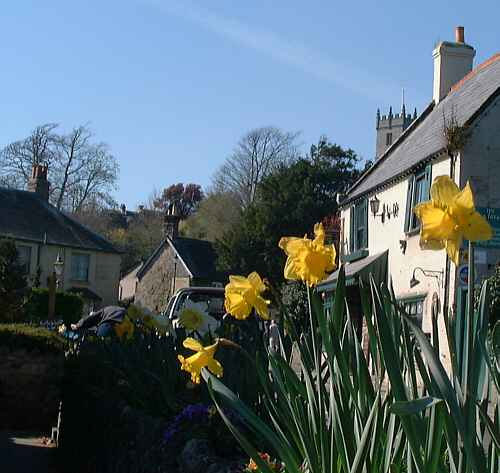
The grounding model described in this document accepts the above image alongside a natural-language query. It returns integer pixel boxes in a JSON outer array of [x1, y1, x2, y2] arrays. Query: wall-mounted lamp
[[370, 196, 400, 223], [410, 267, 444, 288]]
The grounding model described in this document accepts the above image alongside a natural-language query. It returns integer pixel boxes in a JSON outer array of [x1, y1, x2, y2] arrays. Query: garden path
[[0, 431, 54, 473]]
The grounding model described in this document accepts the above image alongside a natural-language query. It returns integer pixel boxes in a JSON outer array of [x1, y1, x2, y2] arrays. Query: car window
[[173, 291, 225, 319]]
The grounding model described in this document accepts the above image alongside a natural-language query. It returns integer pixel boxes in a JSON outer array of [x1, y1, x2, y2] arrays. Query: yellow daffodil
[[278, 222, 336, 287], [177, 337, 223, 384], [414, 176, 493, 265], [114, 317, 135, 340], [224, 272, 270, 320]]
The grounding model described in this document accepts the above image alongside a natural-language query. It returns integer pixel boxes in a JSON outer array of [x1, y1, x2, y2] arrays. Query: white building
[[318, 27, 500, 370]]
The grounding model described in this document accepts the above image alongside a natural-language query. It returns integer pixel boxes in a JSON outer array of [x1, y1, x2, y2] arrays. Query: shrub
[[24, 288, 83, 325], [0, 323, 66, 354], [0, 239, 28, 322]]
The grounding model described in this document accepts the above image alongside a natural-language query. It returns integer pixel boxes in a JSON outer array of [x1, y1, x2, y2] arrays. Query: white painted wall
[[341, 158, 454, 369]]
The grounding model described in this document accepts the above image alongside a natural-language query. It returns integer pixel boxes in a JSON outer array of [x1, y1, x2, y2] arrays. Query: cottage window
[[349, 199, 368, 253], [16, 245, 31, 275], [404, 164, 432, 233], [71, 253, 90, 281]]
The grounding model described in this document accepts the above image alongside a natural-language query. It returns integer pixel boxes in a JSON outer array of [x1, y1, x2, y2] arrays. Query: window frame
[[386, 132, 393, 146], [71, 252, 90, 282], [404, 164, 432, 234], [16, 245, 32, 275], [349, 199, 368, 254]]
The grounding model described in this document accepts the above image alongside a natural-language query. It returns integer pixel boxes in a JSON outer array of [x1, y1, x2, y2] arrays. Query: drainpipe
[[442, 151, 457, 319]]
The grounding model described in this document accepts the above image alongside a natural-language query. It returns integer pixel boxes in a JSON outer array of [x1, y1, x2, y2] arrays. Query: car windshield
[[174, 291, 225, 319]]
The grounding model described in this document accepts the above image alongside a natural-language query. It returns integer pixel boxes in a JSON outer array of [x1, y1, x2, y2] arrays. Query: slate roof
[[137, 236, 221, 281], [0, 187, 120, 253], [345, 53, 500, 204]]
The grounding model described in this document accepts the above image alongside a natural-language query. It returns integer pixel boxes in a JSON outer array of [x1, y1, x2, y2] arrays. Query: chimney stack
[[164, 203, 181, 239], [27, 164, 50, 201], [433, 26, 475, 104]]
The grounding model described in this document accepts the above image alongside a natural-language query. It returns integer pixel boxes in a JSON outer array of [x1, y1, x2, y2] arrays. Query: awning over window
[[317, 250, 388, 292]]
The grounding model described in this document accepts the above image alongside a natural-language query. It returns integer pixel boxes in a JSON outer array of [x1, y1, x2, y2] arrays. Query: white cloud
[[143, 0, 401, 101]]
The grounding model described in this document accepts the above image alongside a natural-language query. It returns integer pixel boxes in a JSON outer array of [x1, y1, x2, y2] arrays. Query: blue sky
[[1, 1, 499, 208]]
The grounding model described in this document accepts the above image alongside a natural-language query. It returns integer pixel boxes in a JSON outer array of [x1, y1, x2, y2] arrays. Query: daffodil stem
[[463, 240, 475, 397]]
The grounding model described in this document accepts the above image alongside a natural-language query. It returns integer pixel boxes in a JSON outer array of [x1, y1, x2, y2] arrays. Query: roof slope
[[137, 236, 220, 280], [346, 54, 500, 203], [0, 188, 119, 253]]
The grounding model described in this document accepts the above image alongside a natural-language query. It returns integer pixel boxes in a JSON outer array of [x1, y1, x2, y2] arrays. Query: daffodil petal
[[183, 337, 204, 352], [462, 211, 493, 241], [225, 292, 252, 319], [253, 297, 270, 320], [453, 181, 475, 212], [431, 175, 460, 208], [445, 237, 462, 265], [247, 271, 266, 293], [207, 358, 223, 378], [415, 202, 458, 241]]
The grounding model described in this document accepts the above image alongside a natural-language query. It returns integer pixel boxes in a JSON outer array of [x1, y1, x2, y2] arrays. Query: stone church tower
[[375, 103, 416, 159]]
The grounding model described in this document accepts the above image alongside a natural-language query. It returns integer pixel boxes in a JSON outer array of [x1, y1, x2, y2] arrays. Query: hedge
[[25, 288, 84, 325], [0, 323, 66, 354]]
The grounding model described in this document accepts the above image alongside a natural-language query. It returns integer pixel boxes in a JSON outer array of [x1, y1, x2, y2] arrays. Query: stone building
[[318, 26, 500, 371], [0, 165, 121, 307], [133, 206, 224, 312]]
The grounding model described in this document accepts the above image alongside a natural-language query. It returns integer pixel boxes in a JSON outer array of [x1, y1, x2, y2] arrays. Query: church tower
[[375, 95, 416, 159]]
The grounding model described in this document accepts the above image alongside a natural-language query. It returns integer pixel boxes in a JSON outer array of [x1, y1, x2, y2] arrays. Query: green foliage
[[281, 282, 308, 334], [205, 270, 499, 473], [216, 141, 361, 285], [0, 323, 66, 354], [477, 263, 500, 327], [182, 191, 242, 242], [0, 239, 28, 322], [24, 288, 83, 325]]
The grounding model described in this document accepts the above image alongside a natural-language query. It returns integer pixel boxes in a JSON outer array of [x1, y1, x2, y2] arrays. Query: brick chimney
[[433, 26, 475, 103], [164, 203, 181, 239], [27, 164, 50, 201]]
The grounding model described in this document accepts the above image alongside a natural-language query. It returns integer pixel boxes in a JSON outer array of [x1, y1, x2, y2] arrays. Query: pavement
[[0, 431, 55, 473]]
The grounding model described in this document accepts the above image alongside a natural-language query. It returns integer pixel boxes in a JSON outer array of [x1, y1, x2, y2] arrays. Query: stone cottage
[[133, 206, 224, 312]]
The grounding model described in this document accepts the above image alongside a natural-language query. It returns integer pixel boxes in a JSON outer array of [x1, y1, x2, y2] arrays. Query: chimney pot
[[456, 26, 465, 43], [28, 164, 50, 201]]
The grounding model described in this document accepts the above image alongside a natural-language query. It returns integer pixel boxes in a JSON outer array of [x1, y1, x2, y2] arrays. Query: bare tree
[[0, 124, 119, 212], [0, 124, 58, 188], [212, 126, 299, 207]]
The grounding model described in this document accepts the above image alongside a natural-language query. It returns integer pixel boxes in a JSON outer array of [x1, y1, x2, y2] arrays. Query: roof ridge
[[451, 52, 500, 93]]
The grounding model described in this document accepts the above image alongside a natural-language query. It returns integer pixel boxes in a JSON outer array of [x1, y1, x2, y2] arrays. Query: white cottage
[[318, 27, 500, 370]]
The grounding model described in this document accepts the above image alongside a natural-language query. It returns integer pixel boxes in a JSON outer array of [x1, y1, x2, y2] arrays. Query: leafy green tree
[[0, 240, 28, 322], [216, 139, 361, 286]]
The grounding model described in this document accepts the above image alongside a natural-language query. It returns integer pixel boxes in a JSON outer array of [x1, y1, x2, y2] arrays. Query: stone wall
[[0, 346, 64, 429], [135, 244, 191, 313]]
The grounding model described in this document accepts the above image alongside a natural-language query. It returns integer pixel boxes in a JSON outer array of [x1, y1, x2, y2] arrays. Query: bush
[[25, 288, 83, 325], [0, 323, 66, 354], [0, 239, 28, 322]]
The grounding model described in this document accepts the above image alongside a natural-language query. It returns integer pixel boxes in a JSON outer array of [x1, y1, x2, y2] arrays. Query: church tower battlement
[[375, 103, 417, 159]]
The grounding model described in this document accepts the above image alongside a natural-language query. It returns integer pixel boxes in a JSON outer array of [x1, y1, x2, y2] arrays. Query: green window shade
[[404, 177, 414, 233], [404, 163, 433, 233], [349, 206, 354, 252]]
